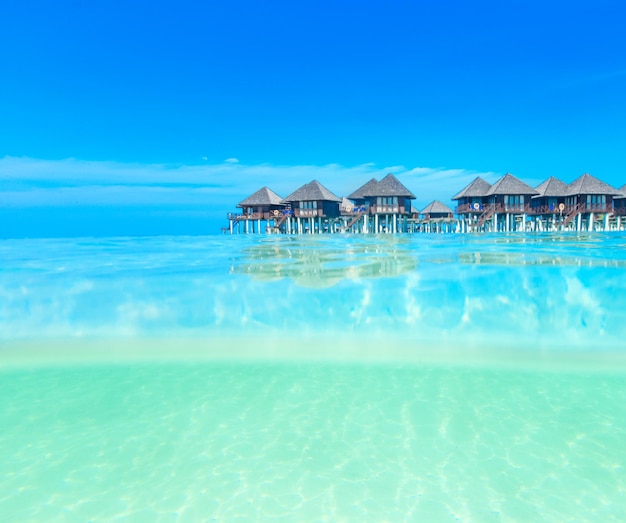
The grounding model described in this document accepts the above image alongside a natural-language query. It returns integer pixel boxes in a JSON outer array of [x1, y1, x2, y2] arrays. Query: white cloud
[[0, 155, 497, 209], [224, 157, 240, 164]]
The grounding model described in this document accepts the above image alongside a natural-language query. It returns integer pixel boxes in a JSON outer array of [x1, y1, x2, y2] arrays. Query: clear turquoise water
[[2, 233, 626, 521]]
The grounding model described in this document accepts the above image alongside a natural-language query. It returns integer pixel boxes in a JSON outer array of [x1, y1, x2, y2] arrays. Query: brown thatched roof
[[348, 178, 379, 199], [566, 173, 621, 196], [452, 177, 491, 200], [532, 176, 568, 198], [362, 173, 415, 198], [616, 184, 626, 199], [486, 173, 539, 196], [238, 186, 284, 207], [281, 180, 341, 203], [421, 200, 454, 214]]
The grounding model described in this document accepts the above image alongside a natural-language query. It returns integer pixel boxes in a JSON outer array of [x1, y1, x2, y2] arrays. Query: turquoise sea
[[2, 233, 626, 522]]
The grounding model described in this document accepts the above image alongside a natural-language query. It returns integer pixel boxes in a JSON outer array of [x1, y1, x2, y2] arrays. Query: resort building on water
[[414, 201, 455, 233], [531, 176, 569, 231], [347, 173, 415, 233], [225, 171, 626, 234], [229, 186, 285, 234], [561, 173, 623, 232], [281, 180, 341, 234], [453, 174, 539, 233]]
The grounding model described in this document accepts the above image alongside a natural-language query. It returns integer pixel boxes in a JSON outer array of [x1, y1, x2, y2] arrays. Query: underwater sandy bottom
[[2, 341, 626, 523], [3, 234, 626, 521]]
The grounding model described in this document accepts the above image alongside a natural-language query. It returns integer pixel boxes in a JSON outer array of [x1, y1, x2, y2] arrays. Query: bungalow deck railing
[[294, 208, 324, 218], [422, 214, 454, 221], [457, 203, 532, 214], [456, 203, 483, 213], [228, 212, 264, 221], [503, 203, 532, 213], [580, 203, 613, 213], [369, 204, 405, 214], [340, 205, 368, 216], [530, 204, 564, 215], [530, 203, 614, 215], [228, 210, 290, 221]]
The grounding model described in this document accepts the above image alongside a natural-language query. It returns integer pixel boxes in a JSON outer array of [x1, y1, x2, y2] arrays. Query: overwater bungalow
[[562, 173, 622, 231], [342, 174, 415, 233], [482, 173, 539, 232], [452, 177, 492, 232], [350, 173, 415, 233], [369, 173, 415, 233], [421, 200, 455, 220], [225, 172, 626, 234], [453, 174, 543, 232], [228, 186, 285, 234], [416, 200, 455, 233], [530, 176, 569, 231], [281, 180, 341, 234]]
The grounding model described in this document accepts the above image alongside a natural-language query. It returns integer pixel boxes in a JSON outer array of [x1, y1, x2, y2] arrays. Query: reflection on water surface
[[231, 236, 417, 287]]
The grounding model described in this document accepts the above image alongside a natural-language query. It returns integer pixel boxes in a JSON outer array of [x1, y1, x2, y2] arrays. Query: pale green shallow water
[[2, 234, 626, 521], [2, 358, 626, 522]]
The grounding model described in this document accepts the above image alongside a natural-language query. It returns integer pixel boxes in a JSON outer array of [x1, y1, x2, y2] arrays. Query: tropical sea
[[1, 233, 626, 522]]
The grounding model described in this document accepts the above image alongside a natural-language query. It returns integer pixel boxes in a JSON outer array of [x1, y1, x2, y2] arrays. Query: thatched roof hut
[[238, 187, 284, 208], [421, 200, 454, 216], [532, 176, 568, 198], [452, 177, 491, 200], [565, 173, 621, 196], [529, 176, 569, 214], [348, 174, 415, 200], [348, 178, 379, 200], [486, 173, 539, 196], [282, 180, 341, 203], [362, 173, 416, 198], [281, 180, 341, 220]]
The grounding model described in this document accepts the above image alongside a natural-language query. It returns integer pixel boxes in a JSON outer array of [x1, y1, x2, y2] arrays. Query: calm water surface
[[1, 233, 626, 522]]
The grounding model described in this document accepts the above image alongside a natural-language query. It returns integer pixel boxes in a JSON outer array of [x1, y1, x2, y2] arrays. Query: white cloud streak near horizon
[[0, 156, 500, 209]]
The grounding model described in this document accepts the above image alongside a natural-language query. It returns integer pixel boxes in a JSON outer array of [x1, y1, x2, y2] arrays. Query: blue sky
[[1, 0, 625, 237]]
